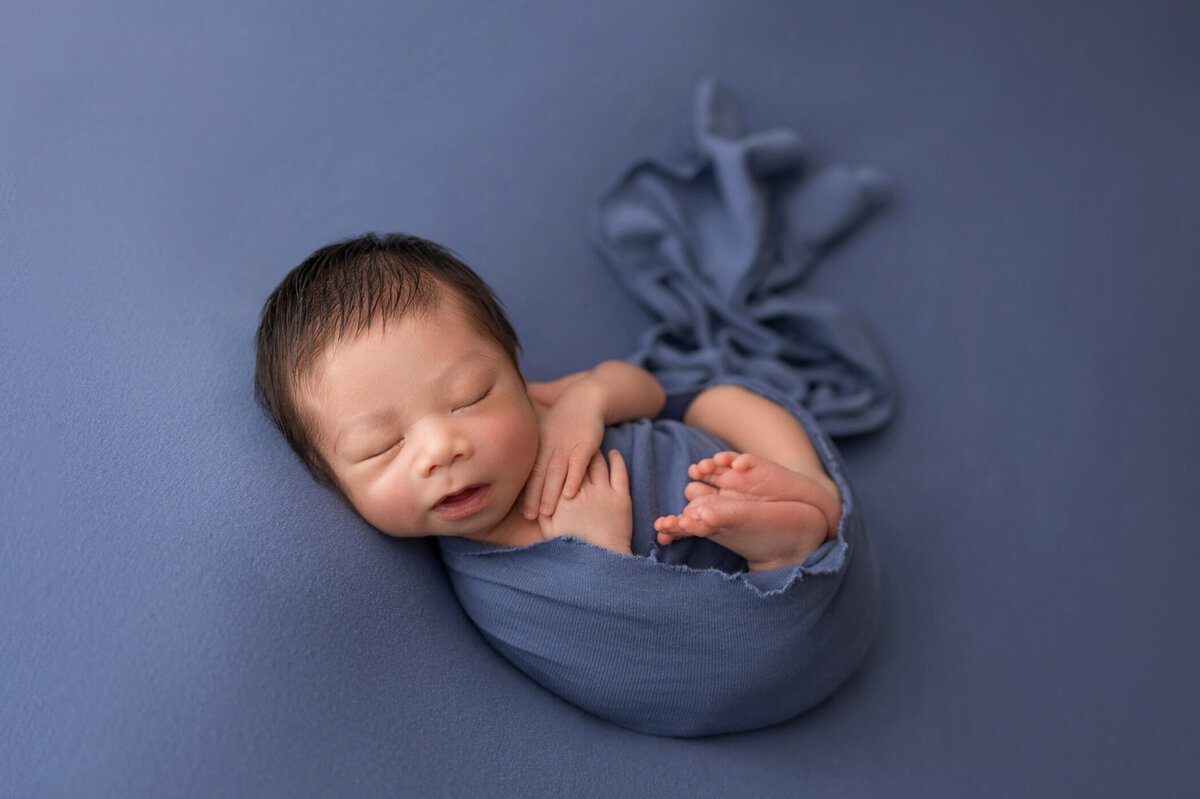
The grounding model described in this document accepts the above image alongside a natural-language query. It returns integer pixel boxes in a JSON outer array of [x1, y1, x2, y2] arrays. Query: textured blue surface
[[4, 1, 1200, 797]]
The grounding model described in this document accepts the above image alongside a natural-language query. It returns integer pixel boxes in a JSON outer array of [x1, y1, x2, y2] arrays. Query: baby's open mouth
[[433, 485, 490, 519]]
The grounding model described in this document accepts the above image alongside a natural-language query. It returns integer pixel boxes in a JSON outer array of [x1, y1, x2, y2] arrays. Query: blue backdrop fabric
[[4, 2, 1200, 797]]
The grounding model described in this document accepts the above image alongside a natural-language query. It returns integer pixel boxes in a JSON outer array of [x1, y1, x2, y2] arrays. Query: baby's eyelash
[[367, 439, 403, 460], [458, 388, 491, 410]]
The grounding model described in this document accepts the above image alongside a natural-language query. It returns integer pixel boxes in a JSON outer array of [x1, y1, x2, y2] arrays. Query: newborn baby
[[255, 232, 842, 571], [254, 232, 875, 735]]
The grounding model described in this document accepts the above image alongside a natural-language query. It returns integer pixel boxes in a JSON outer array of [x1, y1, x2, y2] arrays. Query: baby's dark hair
[[254, 232, 520, 483]]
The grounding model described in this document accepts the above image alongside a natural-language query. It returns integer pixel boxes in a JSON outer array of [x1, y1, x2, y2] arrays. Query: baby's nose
[[415, 428, 472, 476]]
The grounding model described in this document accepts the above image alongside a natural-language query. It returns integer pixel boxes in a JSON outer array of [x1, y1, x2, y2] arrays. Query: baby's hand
[[537, 450, 632, 555], [522, 384, 605, 520]]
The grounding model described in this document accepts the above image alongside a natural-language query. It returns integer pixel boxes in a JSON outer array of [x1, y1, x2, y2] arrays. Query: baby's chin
[[460, 498, 539, 546]]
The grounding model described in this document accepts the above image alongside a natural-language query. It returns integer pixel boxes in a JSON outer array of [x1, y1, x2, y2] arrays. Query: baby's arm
[[523, 361, 664, 520]]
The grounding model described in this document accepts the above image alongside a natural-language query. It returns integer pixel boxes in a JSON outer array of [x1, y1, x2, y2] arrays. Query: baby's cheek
[[359, 475, 417, 536], [498, 408, 540, 471]]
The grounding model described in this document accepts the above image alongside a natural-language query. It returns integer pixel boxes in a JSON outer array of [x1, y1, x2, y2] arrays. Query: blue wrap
[[440, 81, 892, 736], [439, 379, 878, 736]]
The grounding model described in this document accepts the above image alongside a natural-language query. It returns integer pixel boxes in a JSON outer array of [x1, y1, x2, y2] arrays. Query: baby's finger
[[607, 450, 628, 494], [539, 455, 569, 517], [562, 446, 593, 499], [522, 458, 548, 519], [586, 451, 608, 484]]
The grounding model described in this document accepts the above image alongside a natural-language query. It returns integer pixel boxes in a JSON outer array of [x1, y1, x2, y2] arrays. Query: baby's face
[[300, 300, 539, 539]]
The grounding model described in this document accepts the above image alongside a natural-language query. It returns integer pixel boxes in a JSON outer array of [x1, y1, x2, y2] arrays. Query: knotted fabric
[[592, 79, 894, 435]]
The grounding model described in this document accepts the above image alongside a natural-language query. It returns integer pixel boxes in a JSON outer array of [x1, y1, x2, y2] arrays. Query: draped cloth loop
[[592, 79, 895, 436]]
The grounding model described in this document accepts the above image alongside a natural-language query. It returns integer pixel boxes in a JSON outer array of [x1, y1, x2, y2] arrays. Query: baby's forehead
[[300, 297, 500, 397], [302, 290, 442, 364]]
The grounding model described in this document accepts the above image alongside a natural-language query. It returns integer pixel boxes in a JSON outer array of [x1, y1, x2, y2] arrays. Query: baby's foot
[[654, 493, 830, 572], [685, 451, 842, 532]]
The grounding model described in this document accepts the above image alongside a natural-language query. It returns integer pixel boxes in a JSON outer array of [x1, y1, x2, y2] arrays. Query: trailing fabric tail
[[592, 79, 895, 435]]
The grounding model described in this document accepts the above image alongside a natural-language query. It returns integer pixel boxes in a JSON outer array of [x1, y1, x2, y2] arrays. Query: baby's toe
[[730, 452, 758, 472], [684, 481, 719, 501], [655, 514, 685, 534], [677, 506, 718, 537], [712, 451, 740, 468], [696, 504, 719, 526]]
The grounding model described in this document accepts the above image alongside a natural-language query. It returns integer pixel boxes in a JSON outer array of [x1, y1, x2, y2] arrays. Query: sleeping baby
[[255, 232, 877, 736]]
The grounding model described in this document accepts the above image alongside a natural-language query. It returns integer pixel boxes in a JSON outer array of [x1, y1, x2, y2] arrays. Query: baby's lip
[[433, 484, 491, 520]]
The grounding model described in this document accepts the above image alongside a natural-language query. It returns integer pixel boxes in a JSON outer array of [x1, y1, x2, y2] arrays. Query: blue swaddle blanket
[[441, 81, 895, 736], [439, 379, 879, 736]]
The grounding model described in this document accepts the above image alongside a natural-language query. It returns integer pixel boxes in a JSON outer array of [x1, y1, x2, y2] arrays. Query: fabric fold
[[592, 79, 895, 436]]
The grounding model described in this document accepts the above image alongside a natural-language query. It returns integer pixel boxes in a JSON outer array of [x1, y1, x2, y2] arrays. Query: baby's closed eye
[[363, 438, 404, 461], [461, 388, 490, 408]]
